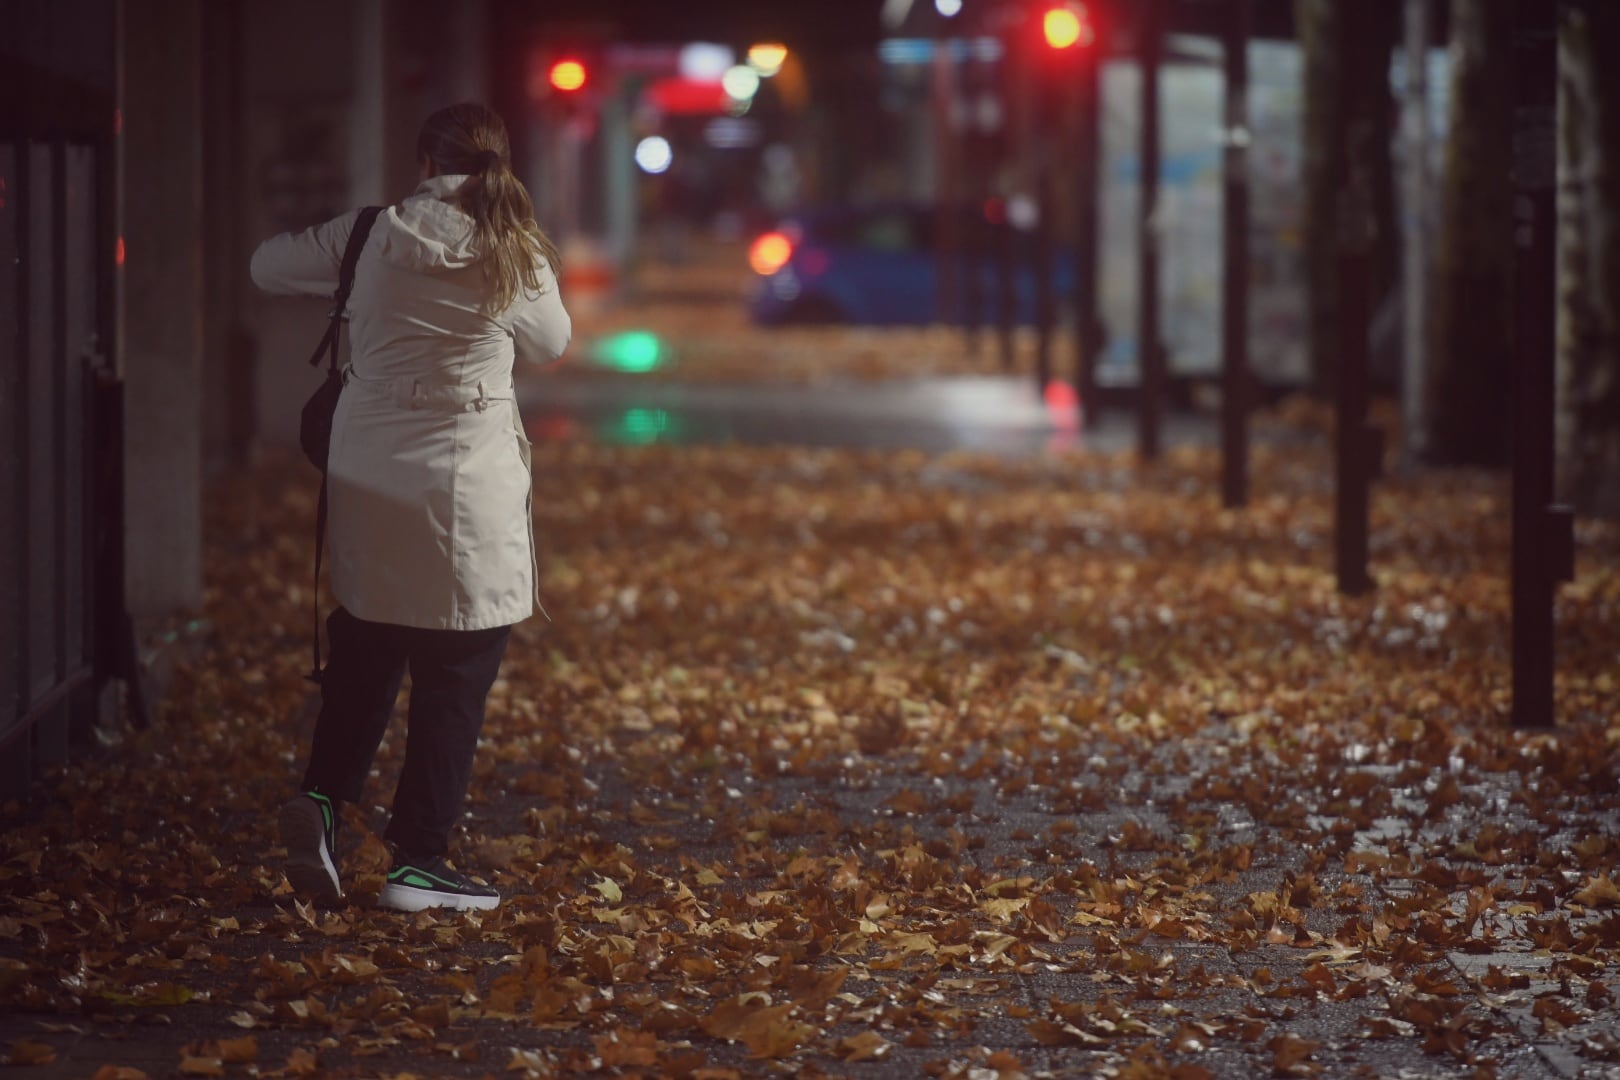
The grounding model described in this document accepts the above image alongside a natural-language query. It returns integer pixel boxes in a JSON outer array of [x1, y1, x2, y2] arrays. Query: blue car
[[747, 203, 1073, 327]]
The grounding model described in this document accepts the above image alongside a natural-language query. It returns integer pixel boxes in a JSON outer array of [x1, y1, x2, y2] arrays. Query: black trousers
[[302, 606, 511, 858]]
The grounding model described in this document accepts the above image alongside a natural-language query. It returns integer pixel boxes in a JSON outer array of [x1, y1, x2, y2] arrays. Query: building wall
[[124, 0, 205, 616], [1, 0, 121, 794], [225, 0, 491, 451]]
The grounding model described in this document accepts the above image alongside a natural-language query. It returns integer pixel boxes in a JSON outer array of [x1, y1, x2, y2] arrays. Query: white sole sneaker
[[377, 881, 500, 912], [278, 797, 342, 903], [377, 861, 501, 912]]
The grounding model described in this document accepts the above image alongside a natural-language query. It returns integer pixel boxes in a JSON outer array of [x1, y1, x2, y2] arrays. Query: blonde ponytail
[[416, 103, 562, 314]]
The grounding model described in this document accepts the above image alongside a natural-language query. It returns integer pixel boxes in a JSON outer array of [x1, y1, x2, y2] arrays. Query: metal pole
[[996, 26, 1019, 372], [1335, 9, 1375, 598], [1034, 119, 1055, 393], [962, 73, 987, 358], [1220, 0, 1252, 508], [996, 218, 1016, 370], [350, 0, 387, 207], [1335, 173, 1374, 597], [935, 36, 960, 326], [1073, 25, 1101, 423], [1137, 0, 1164, 460], [1510, 0, 1572, 728], [1400, 0, 1431, 468], [602, 86, 636, 275]]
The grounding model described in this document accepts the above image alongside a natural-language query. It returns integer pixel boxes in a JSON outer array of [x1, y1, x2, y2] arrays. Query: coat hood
[[374, 175, 483, 272]]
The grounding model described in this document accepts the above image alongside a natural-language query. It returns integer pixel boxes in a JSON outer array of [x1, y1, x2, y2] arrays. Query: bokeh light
[[748, 232, 794, 275], [721, 65, 761, 102], [1043, 7, 1082, 49], [548, 59, 586, 92], [592, 331, 665, 373], [678, 42, 733, 81], [634, 136, 673, 175], [746, 43, 788, 77]]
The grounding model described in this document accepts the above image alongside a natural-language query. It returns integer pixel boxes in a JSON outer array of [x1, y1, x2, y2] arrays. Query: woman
[[251, 103, 570, 912]]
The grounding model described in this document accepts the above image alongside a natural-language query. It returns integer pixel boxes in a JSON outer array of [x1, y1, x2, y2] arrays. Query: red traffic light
[[1043, 3, 1095, 49], [549, 59, 588, 92]]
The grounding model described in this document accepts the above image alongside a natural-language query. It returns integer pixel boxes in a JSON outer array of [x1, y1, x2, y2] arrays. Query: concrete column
[[351, 0, 388, 207], [602, 88, 637, 265], [445, 0, 490, 106], [201, 0, 254, 468], [1400, 0, 1431, 468], [122, 0, 203, 616]]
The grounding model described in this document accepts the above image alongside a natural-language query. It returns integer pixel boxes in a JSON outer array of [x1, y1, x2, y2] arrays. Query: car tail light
[[749, 231, 794, 276]]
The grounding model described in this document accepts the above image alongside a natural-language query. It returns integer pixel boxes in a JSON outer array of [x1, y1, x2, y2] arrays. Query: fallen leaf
[[836, 1031, 890, 1062], [5, 1040, 57, 1066]]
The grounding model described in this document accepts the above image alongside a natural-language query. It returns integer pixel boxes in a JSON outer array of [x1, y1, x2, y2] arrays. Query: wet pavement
[[519, 373, 1217, 456]]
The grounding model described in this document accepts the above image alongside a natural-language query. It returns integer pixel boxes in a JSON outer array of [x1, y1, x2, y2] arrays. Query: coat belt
[[344, 365, 516, 414]]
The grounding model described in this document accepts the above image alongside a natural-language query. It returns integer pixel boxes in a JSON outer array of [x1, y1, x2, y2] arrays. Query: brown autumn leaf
[[1026, 1019, 1104, 1048], [699, 996, 764, 1043], [1580, 1030, 1620, 1062], [836, 1031, 891, 1062], [1267, 1033, 1320, 1076], [1533, 995, 1585, 1035], [176, 1055, 223, 1078], [216, 1036, 257, 1065], [700, 997, 815, 1058], [743, 1014, 817, 1060], [5, 1040, 57, 1066], [1481, 966, 1530, 991], [1168, 1067, 1217, 1080], [592, 1028, 660, 1067], [284, 1047, 320, 1077], [1574, 875, 1620, 909], [781, 966, 847, 1009], [1299, 962, 1337, 996], [90, 1069, 150, 1080], [1360, 1016, 1416, 1039], [1411, 968, 1464, 997]]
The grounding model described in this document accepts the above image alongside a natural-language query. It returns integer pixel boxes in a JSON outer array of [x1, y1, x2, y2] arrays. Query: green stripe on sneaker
[[389, 867, 464, 890], [306, 792, 334, 831]]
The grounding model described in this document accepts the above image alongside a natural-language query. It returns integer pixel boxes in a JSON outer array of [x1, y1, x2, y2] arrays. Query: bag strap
[[307, 206, 385, 375], [307, 206, 383, 684], [308, 473, 331, 682]]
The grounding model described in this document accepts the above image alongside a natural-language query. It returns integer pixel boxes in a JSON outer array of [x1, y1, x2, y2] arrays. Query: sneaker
[[378, 855, 499, 912], [278, 792, 342, 903]]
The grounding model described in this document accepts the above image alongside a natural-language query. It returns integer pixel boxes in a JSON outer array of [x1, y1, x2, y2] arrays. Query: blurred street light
[[935, 0, 963, 15], [1006, 193, 1038, 231], [548, 58, 588, 92], [679, 42, 734, 81], [748, 231, 793, 275], [634, 135, 673, 174], [592, 332, 666, 374], [746, 43, 788, 77], [721, 64, 761, 103], [1042, 3, 1095, 50]]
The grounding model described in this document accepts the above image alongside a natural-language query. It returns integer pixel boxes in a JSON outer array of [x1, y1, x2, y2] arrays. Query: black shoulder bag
[[302, 206, 382, 683]]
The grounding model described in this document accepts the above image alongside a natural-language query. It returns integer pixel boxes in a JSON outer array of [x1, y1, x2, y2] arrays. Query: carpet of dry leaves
[[3, 423, 1619, 1078]]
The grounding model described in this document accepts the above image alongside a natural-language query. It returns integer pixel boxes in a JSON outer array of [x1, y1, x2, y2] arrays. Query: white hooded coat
[[251, 175, 571, 630]]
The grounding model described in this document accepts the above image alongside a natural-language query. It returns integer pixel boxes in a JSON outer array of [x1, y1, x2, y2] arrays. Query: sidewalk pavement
[[3, 434, 1617, 1079]]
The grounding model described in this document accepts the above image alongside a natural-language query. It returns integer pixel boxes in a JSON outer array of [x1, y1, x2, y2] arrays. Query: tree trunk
[[1298, 0, 1400, 398], [1558, 4, 1620, 516], [1425, 0, 1515, 466], [1298, 0, 1342, 397]]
